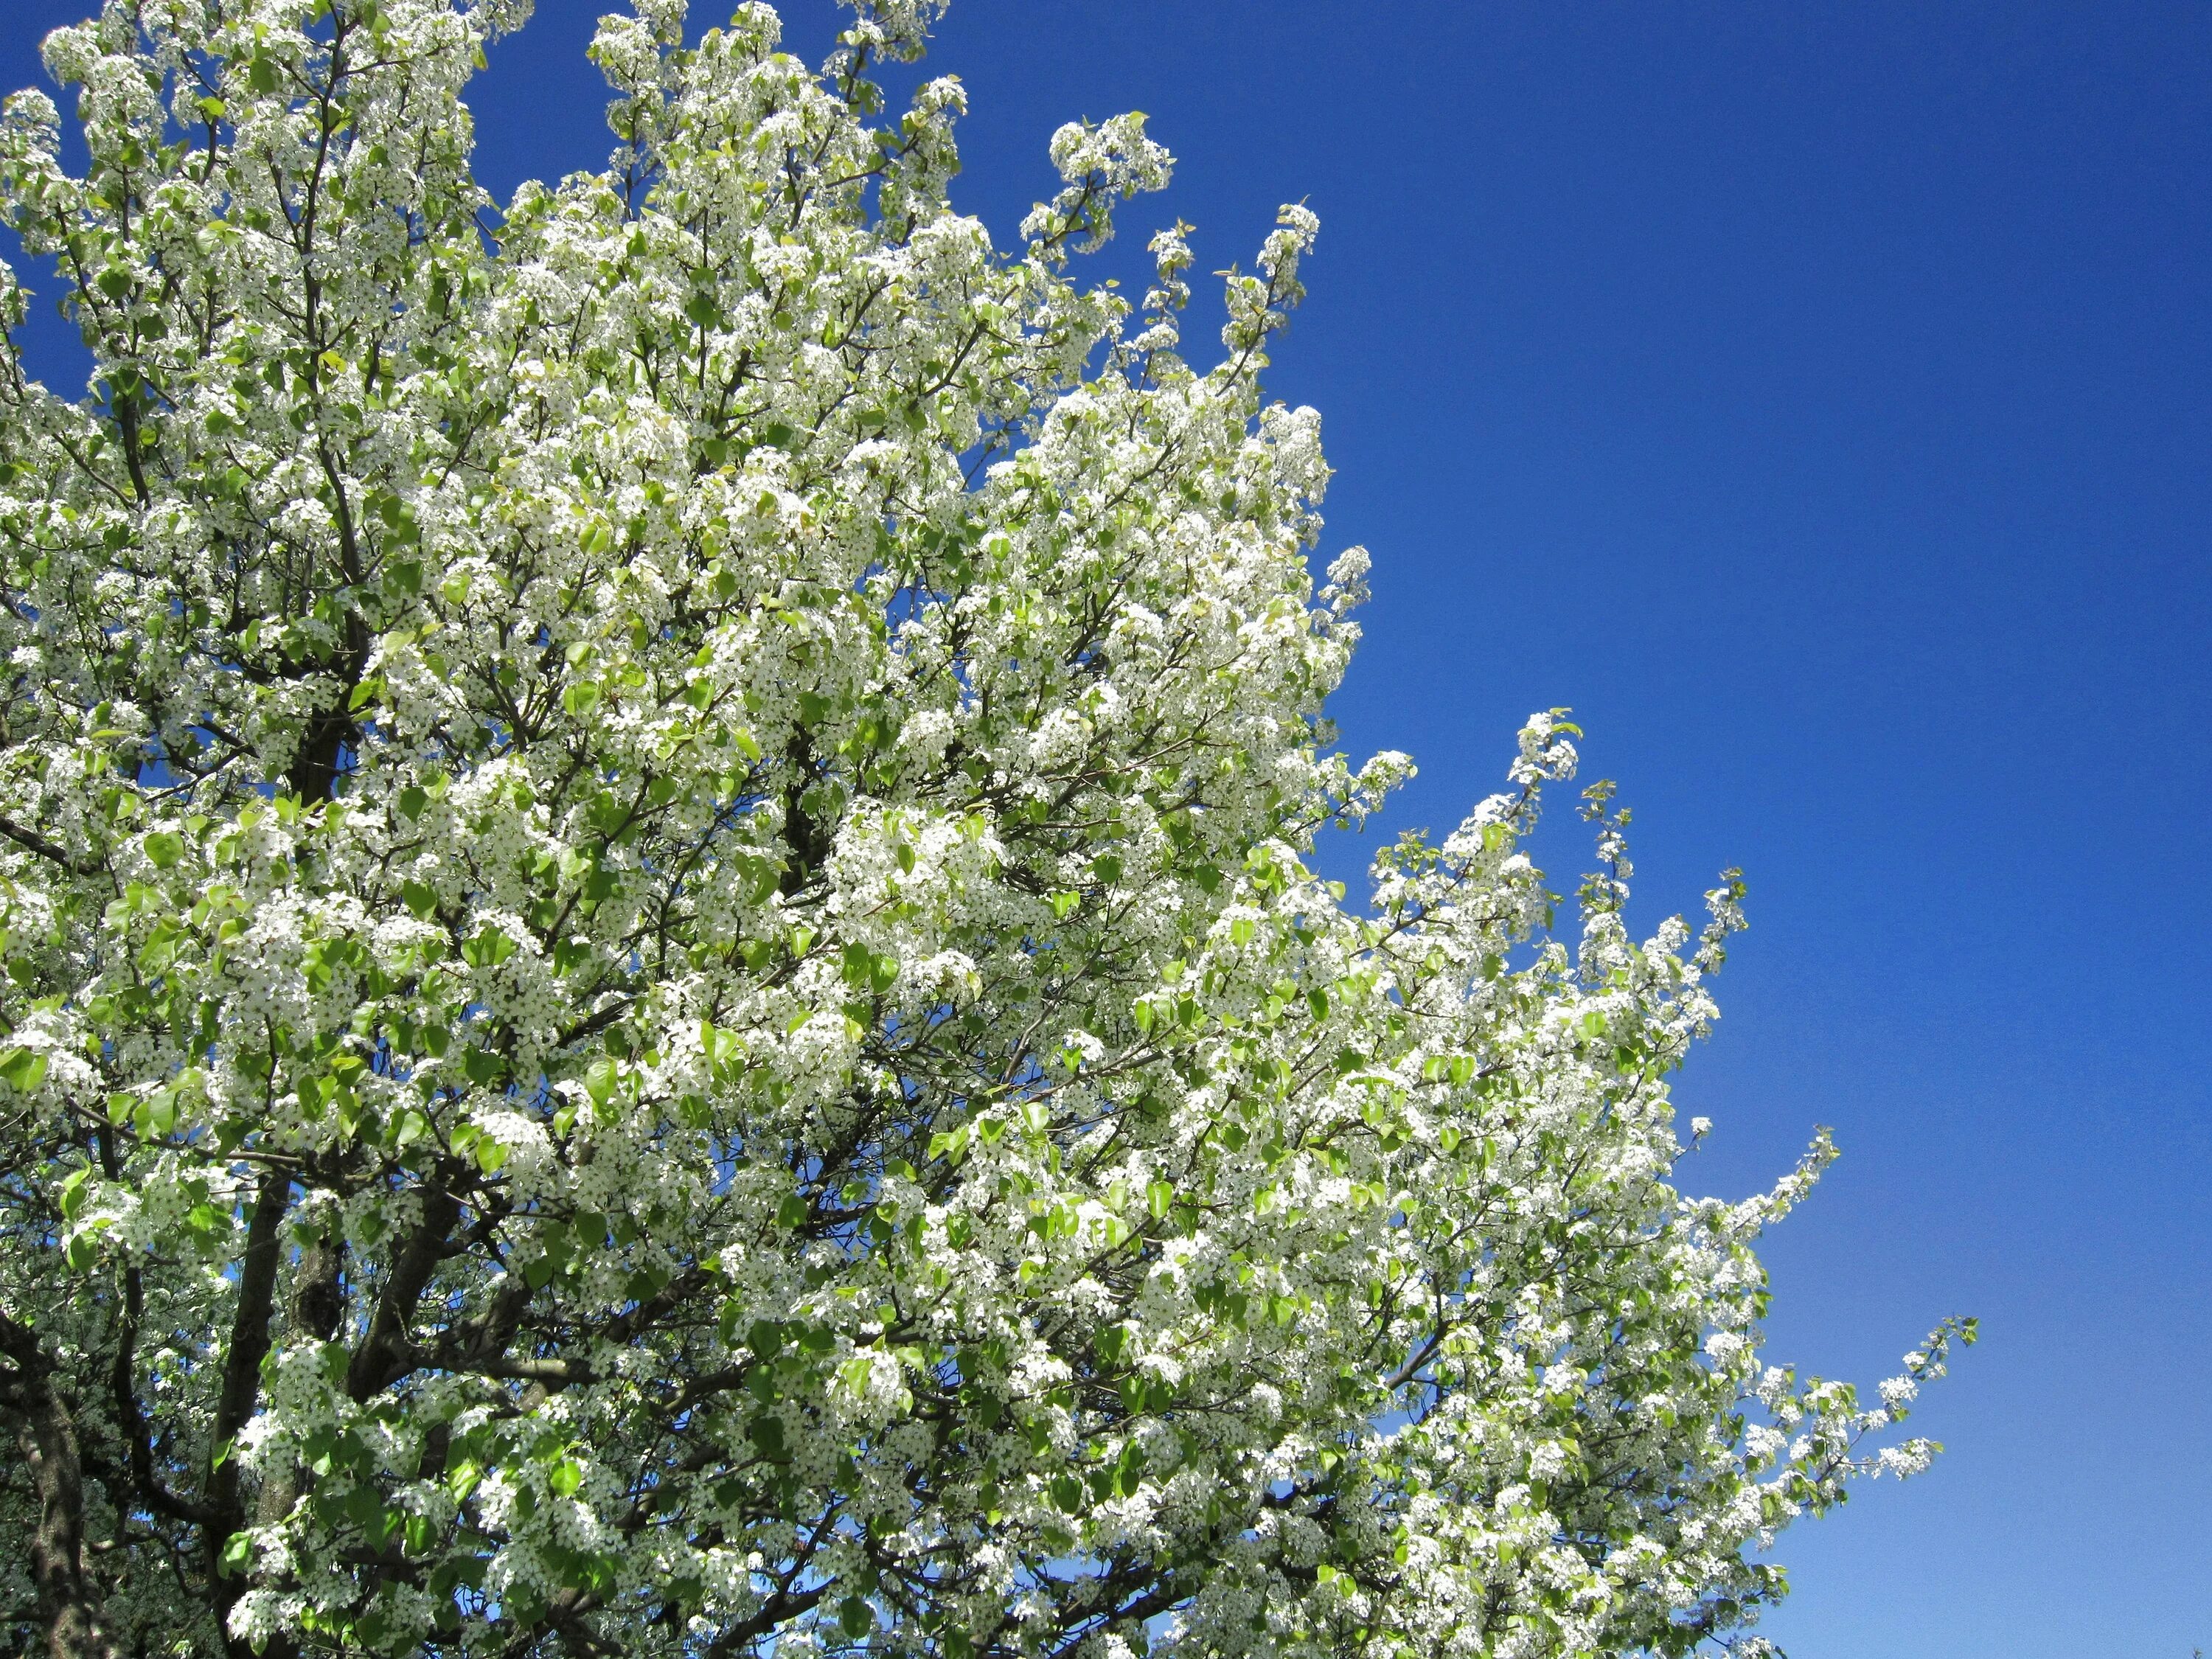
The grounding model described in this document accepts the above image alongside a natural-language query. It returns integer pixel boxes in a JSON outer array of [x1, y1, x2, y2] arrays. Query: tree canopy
[[0, 1, 1966, 1655]]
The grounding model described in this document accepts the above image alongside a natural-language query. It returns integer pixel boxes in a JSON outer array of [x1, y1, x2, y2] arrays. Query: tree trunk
[[0, 1315, 122, 1659]]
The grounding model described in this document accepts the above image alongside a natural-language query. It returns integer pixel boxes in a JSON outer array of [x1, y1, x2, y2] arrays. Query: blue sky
[[5, 1, 2208, 1653]]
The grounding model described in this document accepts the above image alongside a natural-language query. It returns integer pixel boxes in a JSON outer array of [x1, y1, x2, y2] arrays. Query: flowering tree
[[0, 1, 1969, 1655]]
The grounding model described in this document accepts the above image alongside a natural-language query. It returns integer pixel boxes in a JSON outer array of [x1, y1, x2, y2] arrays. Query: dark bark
[[283, 702, 353, 804], [291, 1225, 347, 1346], [778, 730, 832, 897], [347, 1179, 460, 1401], [0, 1314, 122, 1659], [204, 1166, 291, 1657]]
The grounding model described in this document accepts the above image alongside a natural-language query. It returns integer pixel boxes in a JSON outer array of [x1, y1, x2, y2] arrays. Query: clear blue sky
[[5, 3, 2207, 1654]]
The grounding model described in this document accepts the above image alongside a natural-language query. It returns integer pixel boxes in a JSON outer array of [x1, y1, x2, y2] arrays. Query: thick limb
[[0, 1313, 121, 1659]]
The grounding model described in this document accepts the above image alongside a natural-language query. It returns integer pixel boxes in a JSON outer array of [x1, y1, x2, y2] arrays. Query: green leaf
[[841, 939, 874, 990], [838, 1597, 874, 1638], [583, 1056, 619, 1108], [142, 831, 184, 869], [0, 1047, 48, 1093], [1116, 1440, 1147, 1497], [748, 1413, 787, 1459], [462, 927, 517, 970]]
